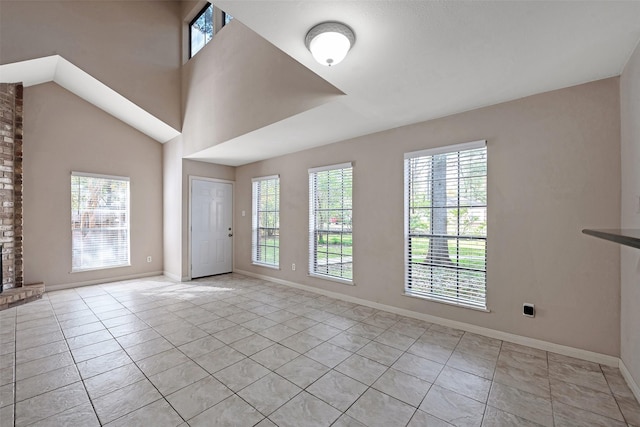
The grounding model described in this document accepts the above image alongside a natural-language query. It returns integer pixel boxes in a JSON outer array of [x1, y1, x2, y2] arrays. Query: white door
[[191, 179, 233, 278]]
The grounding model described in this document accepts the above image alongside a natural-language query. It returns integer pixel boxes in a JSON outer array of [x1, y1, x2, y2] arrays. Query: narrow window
[[404, 141, 487, 309], [71, 172, 130, 272], [190, 3, 214, 58], [252, 175, 280, 267], [223, 11, 234, 26], [309, 163, 353, 283]]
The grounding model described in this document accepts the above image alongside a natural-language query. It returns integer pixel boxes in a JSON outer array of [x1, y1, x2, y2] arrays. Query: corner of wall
[[619, 37, 640, 396]]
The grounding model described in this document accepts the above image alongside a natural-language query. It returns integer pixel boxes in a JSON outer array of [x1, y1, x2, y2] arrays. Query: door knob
[[228, 233, 233, 237]]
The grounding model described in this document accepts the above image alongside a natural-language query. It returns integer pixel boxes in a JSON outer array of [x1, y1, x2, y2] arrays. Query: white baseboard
[[46, 271, 164, 292], [620, 359, 640, 403], [162, 271, 181, 281], [235, 269, 619, 367]]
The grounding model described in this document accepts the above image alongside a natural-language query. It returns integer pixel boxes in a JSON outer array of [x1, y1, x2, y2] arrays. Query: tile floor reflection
[[0, 273, 638, 426]]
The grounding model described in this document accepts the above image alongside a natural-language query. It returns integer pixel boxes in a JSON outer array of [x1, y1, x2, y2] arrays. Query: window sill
[[71, 263, 131, 273], [402, 292, 490, 313], [309, 273, 354, 286], [252, 262, 280, 270]]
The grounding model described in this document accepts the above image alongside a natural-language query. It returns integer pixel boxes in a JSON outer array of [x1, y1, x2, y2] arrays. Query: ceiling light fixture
[[305, 22, 355, 67]]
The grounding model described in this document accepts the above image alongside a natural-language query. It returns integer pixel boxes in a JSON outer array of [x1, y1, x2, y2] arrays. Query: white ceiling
[[190, 0, 640, 166]]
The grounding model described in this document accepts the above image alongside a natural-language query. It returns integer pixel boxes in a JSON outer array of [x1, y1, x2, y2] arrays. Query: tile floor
[[0, 273, 639, 427]]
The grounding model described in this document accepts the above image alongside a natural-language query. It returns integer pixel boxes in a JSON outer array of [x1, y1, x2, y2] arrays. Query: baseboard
[[235, 269, 619, 367], [162, 271, 181, 282], [620, 359, 640, 403], [46, 271, 164, 292]]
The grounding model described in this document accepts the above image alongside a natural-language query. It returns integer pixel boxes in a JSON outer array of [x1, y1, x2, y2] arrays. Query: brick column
[[0, 83, 24, 290]]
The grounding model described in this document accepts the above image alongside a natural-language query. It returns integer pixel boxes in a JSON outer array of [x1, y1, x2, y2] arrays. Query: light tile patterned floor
[[0, 273, 639, 426]]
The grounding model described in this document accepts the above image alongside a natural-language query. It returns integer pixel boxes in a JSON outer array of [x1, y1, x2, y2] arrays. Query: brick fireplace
[[0, 83, 24, 291]]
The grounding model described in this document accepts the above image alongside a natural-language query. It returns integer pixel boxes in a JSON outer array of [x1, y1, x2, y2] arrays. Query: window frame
[[308, 162, 354, 285], [189, 2, 214, 59], [251, 175, 280, 269], [403, 140, 488, 311], [71, 171, 131, 273], [222, 11, 233, 27]]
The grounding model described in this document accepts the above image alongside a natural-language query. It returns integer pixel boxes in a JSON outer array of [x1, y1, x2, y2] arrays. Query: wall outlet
[[242, 210, 246, 217], [523, 303, 535, 317], [146, 256, 152, 263], [292, 263, 296, 271]]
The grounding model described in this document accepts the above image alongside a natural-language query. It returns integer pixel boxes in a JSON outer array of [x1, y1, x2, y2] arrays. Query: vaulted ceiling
[[186, 1, 640, 165]]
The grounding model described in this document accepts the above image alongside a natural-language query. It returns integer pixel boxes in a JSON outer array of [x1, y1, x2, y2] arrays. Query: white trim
[[188, 176, 235, 281], [71, 263, 132, 274], [308, 162, 353, 174], [234, 268, 619, 367], [252, 174, 279, 182], [71, 171, 130, 181], [620, 359, 640, 403], [404, 139, 486, 159], [45, 271, 163, 292]]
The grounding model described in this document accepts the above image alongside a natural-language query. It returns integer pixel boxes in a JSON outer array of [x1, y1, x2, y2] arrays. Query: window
[[190, 3, 214, 58], [404, 141, 487, 309], [252, 175, 280, 267], [309, 163, 353, 283], [71, 172, 130, 272], [223, 11, 233, 26]]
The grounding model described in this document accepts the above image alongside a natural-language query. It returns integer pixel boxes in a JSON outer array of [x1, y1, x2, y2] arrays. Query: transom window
[[252, 175, 280, 267], [404, 141, 487, 309], [71, 172, 130, 272], [309, 163, 353, 283]]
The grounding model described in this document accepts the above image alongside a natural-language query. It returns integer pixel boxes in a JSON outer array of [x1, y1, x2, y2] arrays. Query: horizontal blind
[[309, 163, 353, 282], [71, 172, 130, 272], [252, 176, 280, 267], [404, 142, 487, 309]]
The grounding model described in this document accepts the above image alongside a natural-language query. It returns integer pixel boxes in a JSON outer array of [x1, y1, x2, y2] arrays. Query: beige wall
[[0, 0, 182, 129], [23, 83, 163, 287], [180, 19, 343, 157], [620, 42, 640, 388], [235, 78, 621, 356]]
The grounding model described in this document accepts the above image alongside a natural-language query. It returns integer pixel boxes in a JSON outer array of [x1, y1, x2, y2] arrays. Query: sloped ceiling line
[[0, 55, 181, 143]]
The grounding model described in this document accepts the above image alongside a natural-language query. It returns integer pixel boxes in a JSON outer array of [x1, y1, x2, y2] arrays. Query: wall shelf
[[582, 229, 640, 250]]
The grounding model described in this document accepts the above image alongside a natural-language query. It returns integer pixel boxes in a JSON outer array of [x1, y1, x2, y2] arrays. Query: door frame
[[188, 175, 235, 280]]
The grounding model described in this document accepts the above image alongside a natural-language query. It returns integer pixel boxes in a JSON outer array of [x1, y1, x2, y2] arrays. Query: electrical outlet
[[523, 303, 535, 317], [292, 263, 296, 271], [147, 256, 152, 263], [242, 210, 246, 217]]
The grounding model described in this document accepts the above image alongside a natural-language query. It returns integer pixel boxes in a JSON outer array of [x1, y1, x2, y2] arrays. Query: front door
[[191, 179, 233, 278]]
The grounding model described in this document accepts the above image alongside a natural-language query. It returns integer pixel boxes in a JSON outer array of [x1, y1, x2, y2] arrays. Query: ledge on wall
[[0, 55, 181, 143]]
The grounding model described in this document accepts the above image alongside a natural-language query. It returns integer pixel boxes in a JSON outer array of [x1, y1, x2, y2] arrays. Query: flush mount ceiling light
[[305, 22, 355, 67]]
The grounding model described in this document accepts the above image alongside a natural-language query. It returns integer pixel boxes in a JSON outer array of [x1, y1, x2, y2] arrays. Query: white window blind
[[309, 162, 353, 282], [404, 141, 487, 309], [252, 175, 280, 267], [71, 172, 130, 272]]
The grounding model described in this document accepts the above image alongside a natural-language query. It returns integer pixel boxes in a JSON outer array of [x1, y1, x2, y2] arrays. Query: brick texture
[[0, 83, 24, 290]]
